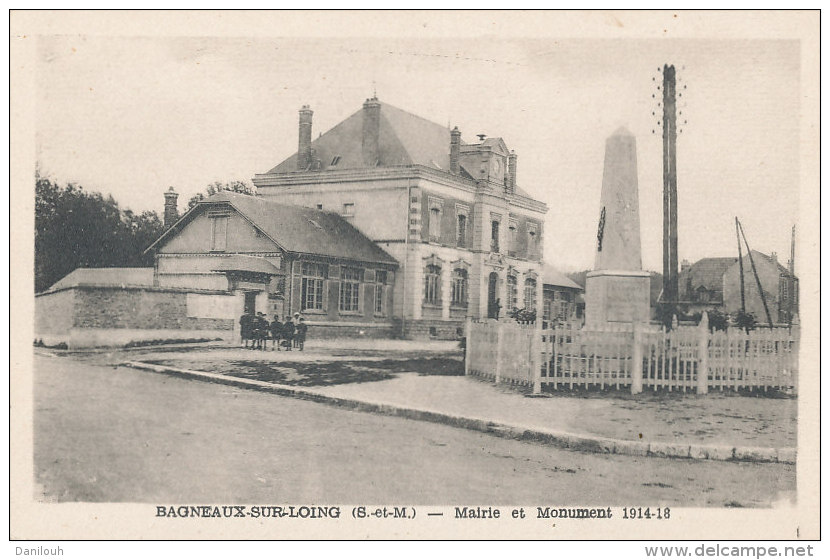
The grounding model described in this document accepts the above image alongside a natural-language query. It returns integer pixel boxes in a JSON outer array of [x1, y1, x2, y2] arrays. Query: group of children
[[239, 311, 308, 351]]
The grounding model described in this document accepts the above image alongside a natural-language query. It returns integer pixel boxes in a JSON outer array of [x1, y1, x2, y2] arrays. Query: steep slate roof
[[542, 264, 583, 291], [149, 191, 397, 266], [42, 267, 154, 293], [267, 101, 459, 174]]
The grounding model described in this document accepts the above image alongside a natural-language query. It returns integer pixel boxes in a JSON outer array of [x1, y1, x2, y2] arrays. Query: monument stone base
[[584, 269, 651, 327]]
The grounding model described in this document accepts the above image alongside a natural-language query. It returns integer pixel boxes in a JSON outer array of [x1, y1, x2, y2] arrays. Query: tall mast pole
[[662, 64, 679, 305], [738, 219, 774, 329], [735, 217, 746, 314]]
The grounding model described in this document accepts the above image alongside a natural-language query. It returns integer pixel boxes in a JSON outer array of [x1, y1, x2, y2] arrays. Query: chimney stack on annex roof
[[163, 186, 179, 229], [362, 96, 381, 167], [297, 105, 313, 171]]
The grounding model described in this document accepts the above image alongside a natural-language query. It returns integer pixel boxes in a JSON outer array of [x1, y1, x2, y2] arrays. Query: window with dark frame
[[506, 274, 518, 311], [339, 266, 363, 312], [451, 268, 468, 306], [491, 220, 500, 253], [301, 262, 327, 311], [424, 264, 441, 305], [457, 213, 467, 247]]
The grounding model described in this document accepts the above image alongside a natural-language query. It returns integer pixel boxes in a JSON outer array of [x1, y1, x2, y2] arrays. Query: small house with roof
[[678, 257, 738, 313]]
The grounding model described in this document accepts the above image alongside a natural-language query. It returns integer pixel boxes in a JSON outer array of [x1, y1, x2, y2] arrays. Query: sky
[[35, 34, 801, 273]]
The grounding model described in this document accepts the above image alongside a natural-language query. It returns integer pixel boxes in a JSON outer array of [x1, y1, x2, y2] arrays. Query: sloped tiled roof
[[149, 191, 397, 266], [542, 264, 583, 290], [43, 267, 154, 293], [749, 250, 796, 278], [267, 101, 460, 174]]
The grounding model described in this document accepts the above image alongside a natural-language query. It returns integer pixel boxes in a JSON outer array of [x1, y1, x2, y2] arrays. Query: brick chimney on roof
[[450, 126, 461, 175], [362, 96, 381, 167], [298, 105, 313, 171], [507, 150, 517, 193], [163, 187, 179, 229]]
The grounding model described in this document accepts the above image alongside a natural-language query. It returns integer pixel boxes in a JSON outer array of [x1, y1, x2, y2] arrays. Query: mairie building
[[252, 97, 548, 338]]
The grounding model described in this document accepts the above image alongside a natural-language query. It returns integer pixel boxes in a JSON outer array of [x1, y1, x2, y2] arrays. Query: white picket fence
[[466, 315, 799, 395], [465, 320, 538, 387]]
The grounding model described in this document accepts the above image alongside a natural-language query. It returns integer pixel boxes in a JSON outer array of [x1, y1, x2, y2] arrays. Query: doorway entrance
[[244, 291, 257, 315], [487, 272, 499, 319]]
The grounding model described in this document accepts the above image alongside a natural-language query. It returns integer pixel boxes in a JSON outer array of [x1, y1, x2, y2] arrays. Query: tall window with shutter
[[374, 270, 387, 315]]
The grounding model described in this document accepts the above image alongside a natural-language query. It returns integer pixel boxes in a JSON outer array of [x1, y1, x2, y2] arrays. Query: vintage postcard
[[9, 10, 820, 544]]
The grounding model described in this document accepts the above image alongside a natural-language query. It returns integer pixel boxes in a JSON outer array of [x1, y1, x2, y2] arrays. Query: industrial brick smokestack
[[362, 96, 381, 166], [450, 126, 461, 174], [298, 105, 313, 171], [163, 187, 179, 229]]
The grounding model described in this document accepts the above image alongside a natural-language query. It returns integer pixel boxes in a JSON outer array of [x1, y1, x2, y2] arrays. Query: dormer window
[[330, 155, 342, 166]]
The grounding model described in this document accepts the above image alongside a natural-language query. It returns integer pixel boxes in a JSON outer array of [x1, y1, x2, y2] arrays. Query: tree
[[734, 310, 757, 333], [508, 307, 537, 324], [35, 173, 166, 293], [187, 180, 256, 209], [706, 309, 730, 332]]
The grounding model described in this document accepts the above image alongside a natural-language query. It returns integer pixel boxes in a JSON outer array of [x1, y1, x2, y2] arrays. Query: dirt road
[[33, 353, 794, 506]]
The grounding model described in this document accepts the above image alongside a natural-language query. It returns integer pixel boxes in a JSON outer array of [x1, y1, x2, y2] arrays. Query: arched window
[[424, 264, 441, 305], [524, 277, 537, 311], [506, 275, 518, 311], [451, 268, 468, 306]]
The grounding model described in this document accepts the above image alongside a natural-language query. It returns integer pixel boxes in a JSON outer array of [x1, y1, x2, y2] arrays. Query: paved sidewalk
[[123, 358, 796, 464], [313, 373, 796, 450]]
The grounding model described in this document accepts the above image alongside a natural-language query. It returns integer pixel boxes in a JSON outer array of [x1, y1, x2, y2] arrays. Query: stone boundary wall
[[35, 285, 236, 348], [403, 318, 464, 340], [303, 321, 399, 340]]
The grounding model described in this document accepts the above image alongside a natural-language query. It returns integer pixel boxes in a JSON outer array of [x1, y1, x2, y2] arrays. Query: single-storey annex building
[[34, 191, 398, 347]]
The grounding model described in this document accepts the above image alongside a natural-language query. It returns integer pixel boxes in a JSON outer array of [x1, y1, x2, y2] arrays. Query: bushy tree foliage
[[187, 180, 255, 209], [706, 309, 730, 332], [35, 174, 165, 293], [734, 310, 757, 333], [508, 307, 537, 324]]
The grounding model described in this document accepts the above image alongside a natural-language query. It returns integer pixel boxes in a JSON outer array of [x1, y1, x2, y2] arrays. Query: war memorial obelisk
[[584, 128, 651, 326]]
